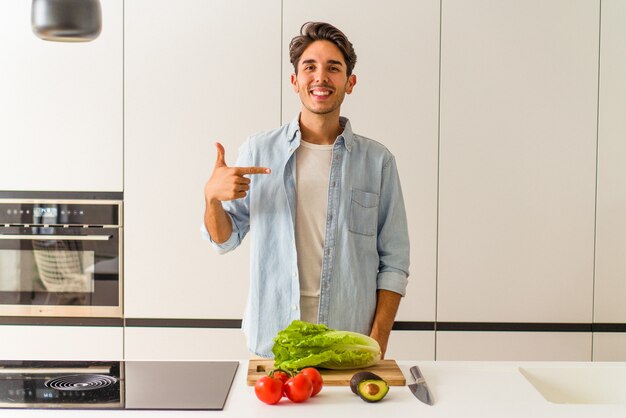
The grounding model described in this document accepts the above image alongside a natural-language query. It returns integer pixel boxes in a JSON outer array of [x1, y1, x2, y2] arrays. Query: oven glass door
[[0, 227, 120, 312]]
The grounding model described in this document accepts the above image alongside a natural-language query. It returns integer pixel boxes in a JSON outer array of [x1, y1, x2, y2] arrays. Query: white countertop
[[3, 361, 626, 418]]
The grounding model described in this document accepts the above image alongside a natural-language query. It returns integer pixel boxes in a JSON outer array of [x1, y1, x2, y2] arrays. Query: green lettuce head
[[272, 320, 381, 371]]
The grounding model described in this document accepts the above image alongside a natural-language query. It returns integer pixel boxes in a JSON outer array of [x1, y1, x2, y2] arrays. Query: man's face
[[291, 40, 356, 118]]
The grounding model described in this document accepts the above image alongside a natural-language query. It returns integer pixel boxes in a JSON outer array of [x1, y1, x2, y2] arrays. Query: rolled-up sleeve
[[200, 138, 252, 255], [376, 156, 410, 296], [200, 220, 240, 254], [377, 269, 409, 296]]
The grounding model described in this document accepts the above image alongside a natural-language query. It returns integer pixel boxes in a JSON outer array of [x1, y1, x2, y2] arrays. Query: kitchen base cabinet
[[436, 332, 592, 361], [386, 331, 435, 360], [124, 328, 434, 361], [124, 327, 250, 361], [0, 326, 122, 360], [593, 333, 626, 361]]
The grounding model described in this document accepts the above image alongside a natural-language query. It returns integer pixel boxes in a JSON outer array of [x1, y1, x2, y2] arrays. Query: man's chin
[[302, 104, 340, 116]]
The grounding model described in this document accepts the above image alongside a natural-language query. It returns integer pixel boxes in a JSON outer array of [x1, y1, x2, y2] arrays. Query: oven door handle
[[0, 234, 112, 241]]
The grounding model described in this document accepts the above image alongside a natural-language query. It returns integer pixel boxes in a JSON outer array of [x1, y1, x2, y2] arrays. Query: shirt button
[[292, 304, 298, 311], [292, 271, 298, 277]]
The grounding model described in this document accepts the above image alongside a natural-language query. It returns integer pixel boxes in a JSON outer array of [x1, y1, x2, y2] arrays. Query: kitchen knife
[[408, 366, 434, 405]]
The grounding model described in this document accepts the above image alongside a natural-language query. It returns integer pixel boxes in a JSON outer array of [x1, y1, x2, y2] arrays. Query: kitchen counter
[[3, 361, 626, 417]]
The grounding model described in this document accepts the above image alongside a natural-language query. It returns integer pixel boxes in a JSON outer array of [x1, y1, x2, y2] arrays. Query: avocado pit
[[363, 382, 380, 396]]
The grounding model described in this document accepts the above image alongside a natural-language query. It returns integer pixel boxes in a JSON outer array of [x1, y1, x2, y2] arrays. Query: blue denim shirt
[[201, 116, 410, 357]]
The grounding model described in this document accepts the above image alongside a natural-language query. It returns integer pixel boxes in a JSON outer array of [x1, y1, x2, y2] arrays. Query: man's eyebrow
[[300, 59, 344, 66]]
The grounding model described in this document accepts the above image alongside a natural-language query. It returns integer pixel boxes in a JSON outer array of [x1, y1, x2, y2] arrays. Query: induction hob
[[0, 360, 239, 410]]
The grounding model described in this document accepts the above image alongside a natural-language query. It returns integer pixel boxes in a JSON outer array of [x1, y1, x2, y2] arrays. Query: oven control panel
[[0, 201, 121, 226]]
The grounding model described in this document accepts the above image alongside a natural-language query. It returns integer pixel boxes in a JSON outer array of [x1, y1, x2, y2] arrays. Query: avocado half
[[350, 371, 381, 394], [349, 371, 389, 402], [357, 379, 389, 402]]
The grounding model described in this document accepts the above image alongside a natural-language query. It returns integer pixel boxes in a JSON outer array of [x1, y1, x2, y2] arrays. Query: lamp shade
[[31, 0, 102, 42]]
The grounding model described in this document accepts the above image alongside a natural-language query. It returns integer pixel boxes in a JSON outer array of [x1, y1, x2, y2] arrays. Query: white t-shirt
[[295, 140, 333, 323]]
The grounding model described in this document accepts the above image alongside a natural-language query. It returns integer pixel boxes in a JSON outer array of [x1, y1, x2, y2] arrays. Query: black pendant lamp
[[31, 0, 102, 42]]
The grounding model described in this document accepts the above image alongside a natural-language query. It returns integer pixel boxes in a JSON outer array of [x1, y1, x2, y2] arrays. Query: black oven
[[0, 197, 122, 318]]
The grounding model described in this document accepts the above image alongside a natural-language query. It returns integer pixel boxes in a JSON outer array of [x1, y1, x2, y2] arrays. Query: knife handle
[[410, 366, 426, 383]]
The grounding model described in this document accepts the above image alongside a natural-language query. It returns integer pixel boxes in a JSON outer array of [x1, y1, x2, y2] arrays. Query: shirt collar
[[287, 114, 354, 152]]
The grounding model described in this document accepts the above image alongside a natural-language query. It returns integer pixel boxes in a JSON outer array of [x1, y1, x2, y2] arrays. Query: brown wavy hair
[[289, 22, 357, 76]]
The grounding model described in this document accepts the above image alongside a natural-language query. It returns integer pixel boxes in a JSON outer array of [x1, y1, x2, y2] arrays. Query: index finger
[[233, 166, 271, 175]]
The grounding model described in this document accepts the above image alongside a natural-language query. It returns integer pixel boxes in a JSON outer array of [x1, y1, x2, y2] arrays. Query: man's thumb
[[215, 142, 227, 167]]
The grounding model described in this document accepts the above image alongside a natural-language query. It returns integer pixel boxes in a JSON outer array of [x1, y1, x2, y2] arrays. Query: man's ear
[[346, 74, 357, 94], [290, 73, 299, 93]]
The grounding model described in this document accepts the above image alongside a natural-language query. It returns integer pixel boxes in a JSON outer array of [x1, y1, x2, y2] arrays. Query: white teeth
[[311, 90, 330, 96]]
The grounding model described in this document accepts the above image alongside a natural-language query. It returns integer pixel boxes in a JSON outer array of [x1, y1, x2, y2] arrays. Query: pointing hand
[[205, 142, 270, 203]]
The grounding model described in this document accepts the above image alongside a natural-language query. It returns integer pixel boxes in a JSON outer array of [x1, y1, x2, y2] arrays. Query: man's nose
[[315, 69, 329, 83]]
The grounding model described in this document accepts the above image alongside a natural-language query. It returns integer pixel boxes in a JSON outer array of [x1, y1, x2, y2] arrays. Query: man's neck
[[299, 111, 342, 145]]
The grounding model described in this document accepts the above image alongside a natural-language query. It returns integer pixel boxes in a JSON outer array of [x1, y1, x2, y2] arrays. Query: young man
[[202, 22, 409, 358]]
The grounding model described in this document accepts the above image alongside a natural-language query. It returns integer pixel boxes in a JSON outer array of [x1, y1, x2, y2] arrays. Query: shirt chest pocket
[[349, 189, 379, 236]]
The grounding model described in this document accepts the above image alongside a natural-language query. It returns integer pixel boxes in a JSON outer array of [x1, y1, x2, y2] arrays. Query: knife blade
[[408, 366, 434, 405]]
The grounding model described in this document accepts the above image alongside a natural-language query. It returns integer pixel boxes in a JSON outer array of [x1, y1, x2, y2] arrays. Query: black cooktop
[[0, 360, 239, 410]]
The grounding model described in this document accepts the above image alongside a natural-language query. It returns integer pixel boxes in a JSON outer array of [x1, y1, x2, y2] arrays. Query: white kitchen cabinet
[[282, 0, 440, 323], [386, 331, 435, 361], [124, 0, 281, 319], [123, 327, 435, 361], [594, 0, 626, 325], [0, 0, 123, 191], [0, 326, 123, 360], [437, 332, 592, 361], [593, 333, 626, 362], [124, 327, 249, 361], [437, 0, 599, 325], [593, 0, 626, 361]]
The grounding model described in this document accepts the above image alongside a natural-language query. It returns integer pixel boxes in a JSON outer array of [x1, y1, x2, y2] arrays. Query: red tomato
[[271, 370, 290, 385], [271, 370, 290, 397], [300, 368, 323, 396], [254, 375, 283, 405], [284, 373, 313, 403]]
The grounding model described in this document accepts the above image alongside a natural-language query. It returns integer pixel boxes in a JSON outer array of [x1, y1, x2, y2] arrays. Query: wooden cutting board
[[247, 359, 405, 386]]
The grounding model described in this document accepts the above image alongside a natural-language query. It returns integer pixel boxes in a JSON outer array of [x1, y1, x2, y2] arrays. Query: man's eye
[[304, 65, 314, 71], [330, 67, 339, 72]]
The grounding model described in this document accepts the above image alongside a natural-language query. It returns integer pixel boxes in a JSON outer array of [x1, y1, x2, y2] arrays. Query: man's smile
[[309, 87, 334, 97]]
